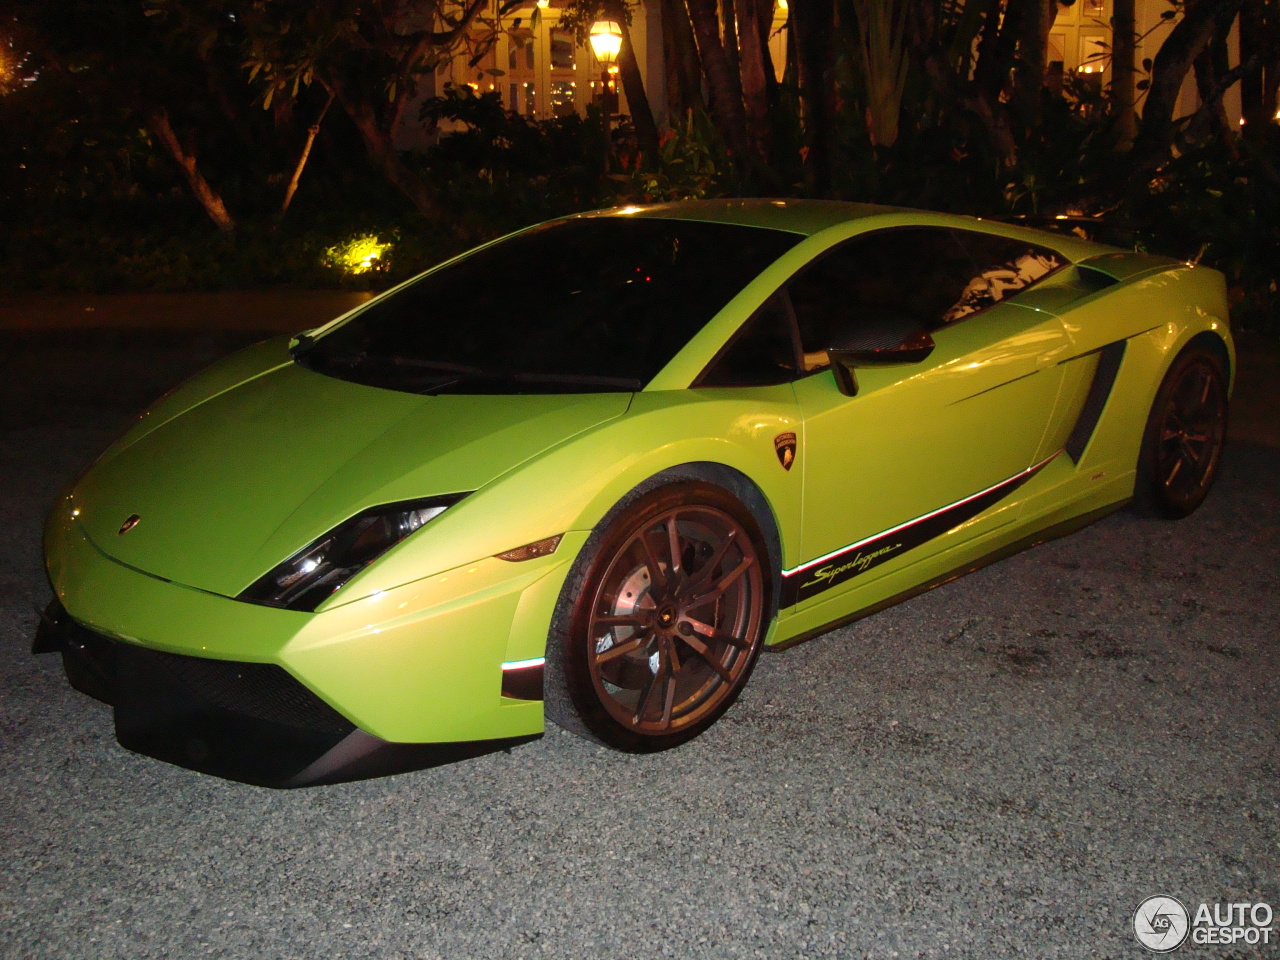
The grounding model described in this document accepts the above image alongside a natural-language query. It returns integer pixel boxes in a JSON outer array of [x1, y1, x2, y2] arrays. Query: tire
[[545, 481, 770, 752], [1134, 343, 1229, 519]]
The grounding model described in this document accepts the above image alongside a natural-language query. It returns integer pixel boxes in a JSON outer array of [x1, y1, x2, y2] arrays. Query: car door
[[786, 226, 1071, 606]]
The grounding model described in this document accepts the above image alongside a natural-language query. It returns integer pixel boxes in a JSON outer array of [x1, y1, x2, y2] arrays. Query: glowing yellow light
[[323, 234, 393, 275], [778, 0, 788, 10], [589, 20, 623, 66], [537, 0, 549, 7]]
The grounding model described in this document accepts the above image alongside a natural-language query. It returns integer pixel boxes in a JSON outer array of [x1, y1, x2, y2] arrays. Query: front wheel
[[547, 482, 769, 752], [1135, 343, 1229, 519]]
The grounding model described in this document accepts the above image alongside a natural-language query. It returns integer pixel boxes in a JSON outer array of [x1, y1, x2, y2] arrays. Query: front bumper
[[34, 601, 536, 787], [42, 502, 584, 784]]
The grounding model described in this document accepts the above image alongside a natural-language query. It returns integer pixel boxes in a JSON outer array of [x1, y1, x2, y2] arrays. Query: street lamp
[[588, 20, 622, 67], [588, 19, 622, 124]]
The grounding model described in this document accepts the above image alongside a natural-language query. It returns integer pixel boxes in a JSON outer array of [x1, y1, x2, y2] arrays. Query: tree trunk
[[722, 0, 741, 90], [978, 0, 1025, 103], [614, 4, 661, 161], [280, 90, 334, 218], [1010, 0, 1055, 122], [756, 0, 778, 107], [1236, 0, 1280, 142], [663, 0, 688, 119], [972, 0, 1005, 101], [784, 8, 798, 86], [939, 0, 990, 80], [685, 0, 757, 166], [147, 107, 236, 235], [1112, 0, 1138, 149], [1267, 65, 1280, 133], [736, 0, 773, 158], [664, 0, 707, 118], [790, 0, 837, 195], [330, 78, 448, 224], [1261, 0, 1280, 133], [1133, 0, 1245, 168], [1189, 0, 1239, 151], [1239, 0, 1265, 137]]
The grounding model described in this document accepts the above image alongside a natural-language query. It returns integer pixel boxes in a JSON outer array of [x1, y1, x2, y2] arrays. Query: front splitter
[[35, 601, 539, 788]]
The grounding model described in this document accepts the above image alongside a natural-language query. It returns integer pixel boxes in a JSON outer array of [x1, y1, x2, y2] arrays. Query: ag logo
[[773, 432, 797, 471], [118, 514, 142, 535], [1134, 895, 1190, 952]]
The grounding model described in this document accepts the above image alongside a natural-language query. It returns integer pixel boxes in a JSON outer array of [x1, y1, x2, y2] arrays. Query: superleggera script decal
[[800, 543, 903, 590], [781, 451, 1060, 605]]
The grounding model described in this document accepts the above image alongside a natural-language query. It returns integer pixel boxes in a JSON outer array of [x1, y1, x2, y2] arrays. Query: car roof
[[576, 199, 1116, 262], [580, 199, 909, 236]]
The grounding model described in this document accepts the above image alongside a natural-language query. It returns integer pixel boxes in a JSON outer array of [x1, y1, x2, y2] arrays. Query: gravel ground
[[1, 329, 1277, 960]]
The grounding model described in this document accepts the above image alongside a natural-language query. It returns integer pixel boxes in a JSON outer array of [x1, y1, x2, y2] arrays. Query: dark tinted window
[[945, 230, 1066, 322], [789, 228, 974, 353], [697, 294, 800, 387], [298, 218, 801, 394]]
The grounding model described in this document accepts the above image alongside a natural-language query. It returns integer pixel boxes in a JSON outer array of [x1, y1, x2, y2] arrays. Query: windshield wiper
[[389, 358, 484, 375], [296, 346, 640, 394], [505, 372, 642, 389], [418, 371, 642, 395], [297, 349, 482, 375]]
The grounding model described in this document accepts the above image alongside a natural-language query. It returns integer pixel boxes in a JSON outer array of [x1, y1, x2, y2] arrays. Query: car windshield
[[296, 216, 802, 394]]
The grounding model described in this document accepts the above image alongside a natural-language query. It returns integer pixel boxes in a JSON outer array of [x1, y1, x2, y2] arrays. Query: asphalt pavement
[[1, 306, 1277, 960]]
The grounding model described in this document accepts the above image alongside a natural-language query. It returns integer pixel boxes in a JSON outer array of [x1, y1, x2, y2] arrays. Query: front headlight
[[239, 494, 468, 612]]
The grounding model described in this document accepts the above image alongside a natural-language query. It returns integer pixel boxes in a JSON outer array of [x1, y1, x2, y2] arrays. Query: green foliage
[[0, 211, 459, 294], [1125, 140, 1280, 334], [850, 0, 911, 148], [629, 109, 727, 202], [2, 0, 1275, 337], [417, 86, 615, 234]]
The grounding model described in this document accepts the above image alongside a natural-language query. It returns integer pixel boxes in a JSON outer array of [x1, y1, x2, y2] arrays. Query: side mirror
[[826, 322, 935, 397]]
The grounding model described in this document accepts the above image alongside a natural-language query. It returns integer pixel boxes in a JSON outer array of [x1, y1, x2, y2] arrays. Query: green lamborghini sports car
[[36, 200, 1233, 786]]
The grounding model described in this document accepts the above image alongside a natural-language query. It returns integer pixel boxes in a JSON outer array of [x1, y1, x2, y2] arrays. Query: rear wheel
[[547, 482, 768, 752], [1135, 344, 1228, 519]]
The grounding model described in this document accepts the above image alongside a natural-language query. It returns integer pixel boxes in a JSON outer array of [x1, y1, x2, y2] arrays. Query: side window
[[697, 294, 800, 387], [789, 228, 975, 361], [945, 230, 1067, 323]]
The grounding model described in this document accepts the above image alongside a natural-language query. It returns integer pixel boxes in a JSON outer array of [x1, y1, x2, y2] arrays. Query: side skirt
[[766, 498, 1131, 652]]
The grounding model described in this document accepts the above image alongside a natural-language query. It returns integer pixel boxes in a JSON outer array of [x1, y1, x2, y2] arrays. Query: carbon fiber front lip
[[34, 601, 536, 787]]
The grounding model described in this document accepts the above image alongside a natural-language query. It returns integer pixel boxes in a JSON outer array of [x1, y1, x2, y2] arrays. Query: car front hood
[[72, 357, 630, 598]]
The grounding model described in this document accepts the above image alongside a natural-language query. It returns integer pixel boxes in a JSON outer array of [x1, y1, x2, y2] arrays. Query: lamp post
[[588, 19, 622, 122]]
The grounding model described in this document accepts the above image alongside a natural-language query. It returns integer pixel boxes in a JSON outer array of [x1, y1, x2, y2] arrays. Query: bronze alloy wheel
[[558, 483, 768, 751], [1138, 344, 1229, 519]]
